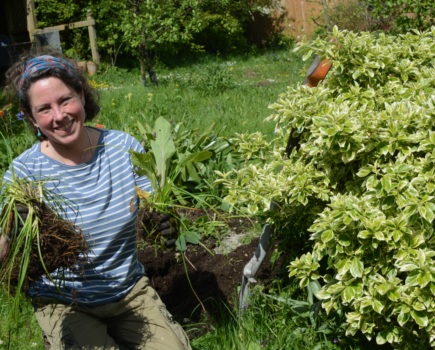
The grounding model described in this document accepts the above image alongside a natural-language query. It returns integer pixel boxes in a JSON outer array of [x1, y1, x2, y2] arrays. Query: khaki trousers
[[32, 276, 192, 350]]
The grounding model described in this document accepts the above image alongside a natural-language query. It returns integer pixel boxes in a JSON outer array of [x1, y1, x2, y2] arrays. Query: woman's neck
[[41, 127, 101, 165]]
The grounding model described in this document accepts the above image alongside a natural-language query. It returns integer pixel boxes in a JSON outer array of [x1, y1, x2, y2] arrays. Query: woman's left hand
[[155, 213, 178, 247]]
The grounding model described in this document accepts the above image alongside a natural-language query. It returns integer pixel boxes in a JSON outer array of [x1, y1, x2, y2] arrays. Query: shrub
[[217, 26, 435, 349]]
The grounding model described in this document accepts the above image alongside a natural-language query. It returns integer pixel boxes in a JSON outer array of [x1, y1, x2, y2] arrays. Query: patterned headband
[[17, 55, 80, 100]]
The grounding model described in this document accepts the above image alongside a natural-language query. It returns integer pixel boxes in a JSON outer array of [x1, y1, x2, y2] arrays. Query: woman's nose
[[52, 104, 64, 121]]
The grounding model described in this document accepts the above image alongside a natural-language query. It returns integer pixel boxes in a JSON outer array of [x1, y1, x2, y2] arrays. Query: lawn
[[86, 49, 304, 141]]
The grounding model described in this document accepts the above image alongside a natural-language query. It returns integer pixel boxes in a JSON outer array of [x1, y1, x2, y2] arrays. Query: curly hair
[[3, 51, 100, 140]]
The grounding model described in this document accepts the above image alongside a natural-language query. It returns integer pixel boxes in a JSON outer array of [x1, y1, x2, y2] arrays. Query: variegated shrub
[[217, 26, 435, 348]]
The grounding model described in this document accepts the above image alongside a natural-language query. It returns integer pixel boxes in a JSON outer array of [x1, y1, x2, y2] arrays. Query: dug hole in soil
[[137, 208, 284, 337], [1, 200, 90, 296]]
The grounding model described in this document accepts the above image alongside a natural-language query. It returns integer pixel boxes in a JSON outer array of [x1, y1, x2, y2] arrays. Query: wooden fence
[[247, 0, 324, 46]]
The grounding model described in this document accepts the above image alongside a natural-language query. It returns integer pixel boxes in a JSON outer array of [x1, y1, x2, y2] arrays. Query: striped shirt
[[3, 128, 151, 305]]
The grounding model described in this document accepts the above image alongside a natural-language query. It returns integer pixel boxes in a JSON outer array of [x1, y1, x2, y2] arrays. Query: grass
[[188, 283, 384, 350], [87, 49, 304, 142], [0, 288, 43, 349], [0, 48, 309, 348]]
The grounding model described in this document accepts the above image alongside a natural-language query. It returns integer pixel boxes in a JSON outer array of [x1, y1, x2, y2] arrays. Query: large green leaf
[[307, 279, 322, 304], [150, 117, 176, 187], [177, 151, 212, 172], [350, 257, 364, 278], [411, 310, 428, 327], [129, 150, 157, 191]]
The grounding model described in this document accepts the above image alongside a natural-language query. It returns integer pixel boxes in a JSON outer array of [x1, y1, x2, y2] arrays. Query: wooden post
[[86, 9, 100, 65], [26, 0, 38, 41]]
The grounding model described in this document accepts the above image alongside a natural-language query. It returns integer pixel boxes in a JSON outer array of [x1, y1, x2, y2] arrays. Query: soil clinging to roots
[[2, 200, 90, 296], [136, 205, 162, 243]]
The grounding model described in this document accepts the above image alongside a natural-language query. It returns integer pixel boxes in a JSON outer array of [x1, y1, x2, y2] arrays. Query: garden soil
[[137, 236, 284, 336], [2, 200, 89, 296]]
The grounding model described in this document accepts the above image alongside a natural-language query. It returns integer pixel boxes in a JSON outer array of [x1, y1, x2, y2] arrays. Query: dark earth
[[138, 234, 284, 337]]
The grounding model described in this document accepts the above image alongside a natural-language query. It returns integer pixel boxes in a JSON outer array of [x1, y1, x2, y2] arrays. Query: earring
[[85, 113, 88, 117], [37, 128, 41, 137]]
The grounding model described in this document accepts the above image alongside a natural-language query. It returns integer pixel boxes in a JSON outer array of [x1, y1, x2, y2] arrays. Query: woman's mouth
[[55, 120, 74, 132]]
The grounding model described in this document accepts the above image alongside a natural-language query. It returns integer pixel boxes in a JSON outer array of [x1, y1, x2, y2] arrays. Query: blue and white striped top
[[3, 128, 151, 305]]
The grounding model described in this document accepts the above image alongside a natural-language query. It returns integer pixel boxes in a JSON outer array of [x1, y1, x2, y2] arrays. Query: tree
[[35, 0, 282, 85], [119, 0, 279, 86]]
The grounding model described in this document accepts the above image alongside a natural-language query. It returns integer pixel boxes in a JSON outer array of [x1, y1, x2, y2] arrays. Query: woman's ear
[[23, 109, 38, 128]]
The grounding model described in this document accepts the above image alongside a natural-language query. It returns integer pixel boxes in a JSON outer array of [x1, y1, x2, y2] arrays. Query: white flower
[[297, 36, 300, 39], [302, 28, 305, 32], [31, 343, 37, 347], [0, 340, 3, 345], [288, 24, 292, 28]]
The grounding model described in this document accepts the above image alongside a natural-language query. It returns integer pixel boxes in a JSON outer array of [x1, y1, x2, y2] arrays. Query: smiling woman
[[1, 53, 191, 350]]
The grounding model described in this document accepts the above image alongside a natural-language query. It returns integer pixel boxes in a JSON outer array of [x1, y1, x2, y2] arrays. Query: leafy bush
[[366, 0, 435, 33], [218, 26, 435, 349]]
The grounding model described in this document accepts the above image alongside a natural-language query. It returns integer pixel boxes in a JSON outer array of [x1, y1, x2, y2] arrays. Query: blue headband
[[18, 55, 79, 100]]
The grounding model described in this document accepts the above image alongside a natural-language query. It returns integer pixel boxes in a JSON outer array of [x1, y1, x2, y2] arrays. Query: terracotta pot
[[87, 61, 98, 76], [77, 61, 87, 73]]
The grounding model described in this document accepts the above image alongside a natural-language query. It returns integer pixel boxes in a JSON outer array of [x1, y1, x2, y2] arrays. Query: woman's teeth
[[58, 121, 73, 131]]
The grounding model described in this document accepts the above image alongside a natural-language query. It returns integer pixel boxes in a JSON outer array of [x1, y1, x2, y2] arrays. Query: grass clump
[[0, 173, 90, 335]]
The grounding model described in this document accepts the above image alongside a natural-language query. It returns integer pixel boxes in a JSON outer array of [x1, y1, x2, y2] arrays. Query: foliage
[[218, 26, 435, 348], [178, 213, 227, 241], [0, 287, 44, 349], [134, 118, 240, 206], [191, 283, 378, 350], [0, 102, 36, 178], [201, 63, 235, 95], [130, 117, 212, 204], [364, 0, 435, 33], [33, 0, 281, 67]]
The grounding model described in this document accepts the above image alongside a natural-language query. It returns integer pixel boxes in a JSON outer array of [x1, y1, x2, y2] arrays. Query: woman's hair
[[3, 51, 100, 140]]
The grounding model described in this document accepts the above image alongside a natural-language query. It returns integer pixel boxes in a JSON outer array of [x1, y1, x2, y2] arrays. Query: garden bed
[[137, 236, 284, 337]]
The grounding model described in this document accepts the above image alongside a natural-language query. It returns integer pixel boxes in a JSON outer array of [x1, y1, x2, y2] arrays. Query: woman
[[0, 53, 191, 350]]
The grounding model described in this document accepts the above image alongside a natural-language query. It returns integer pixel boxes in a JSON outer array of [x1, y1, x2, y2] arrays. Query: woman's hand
[[155, 213, 178, 248], [0, 205, 28, 263], [0, 234, 10, 263]]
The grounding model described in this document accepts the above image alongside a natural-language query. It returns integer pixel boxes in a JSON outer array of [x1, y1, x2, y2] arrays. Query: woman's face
[[25, 77, 86, 147]]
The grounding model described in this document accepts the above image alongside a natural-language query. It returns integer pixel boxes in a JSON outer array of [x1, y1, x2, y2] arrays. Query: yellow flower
[[147, 93, 153, 96], [213, 123, 216, 125], [206, 137, 208, 139], [148, 98, 152, 102], [230, 67, 234, 70], [278, 74, 280, 76], [112, 103, 115, 105], [176, 84, 178, 87]]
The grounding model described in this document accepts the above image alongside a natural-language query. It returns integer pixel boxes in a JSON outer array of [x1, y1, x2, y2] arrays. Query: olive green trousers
[[32, 276, 192, 350]]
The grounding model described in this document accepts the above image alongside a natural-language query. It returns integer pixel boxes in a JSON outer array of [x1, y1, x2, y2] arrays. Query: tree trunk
[[142, 40, 159, 86], [139, 44, 147, 87]]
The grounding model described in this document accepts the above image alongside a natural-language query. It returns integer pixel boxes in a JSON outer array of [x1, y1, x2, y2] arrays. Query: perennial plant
[[217, 26, 435, 348]]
